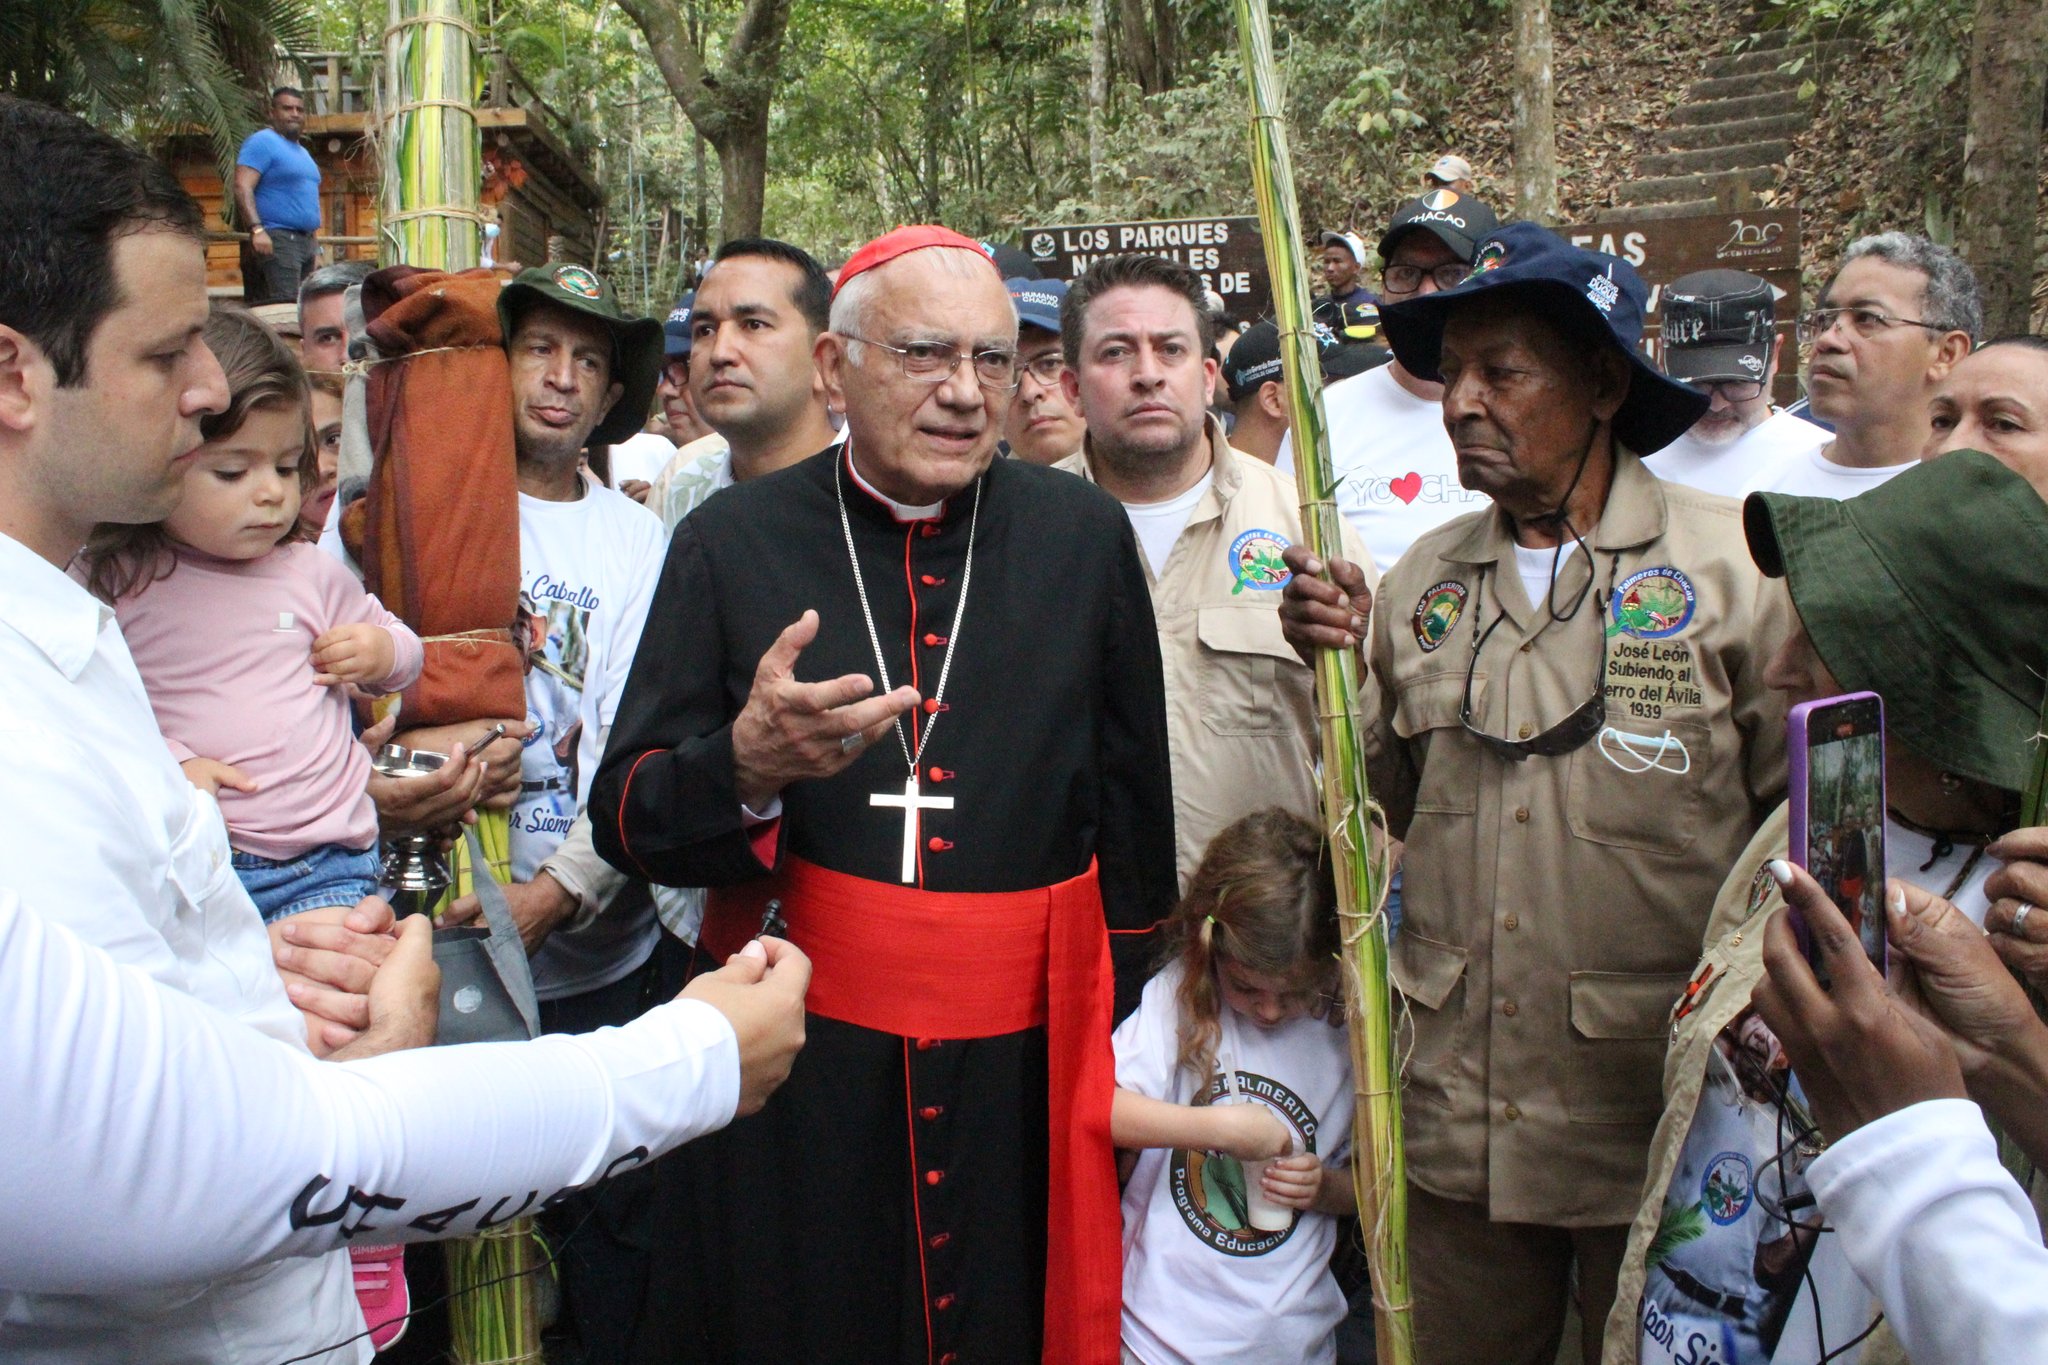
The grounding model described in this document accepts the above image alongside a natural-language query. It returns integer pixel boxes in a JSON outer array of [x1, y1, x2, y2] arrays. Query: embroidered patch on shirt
[[1412, 580, 1467, 652], [1607, 566, 1697, 639], [1229, 529, 1292, 594]]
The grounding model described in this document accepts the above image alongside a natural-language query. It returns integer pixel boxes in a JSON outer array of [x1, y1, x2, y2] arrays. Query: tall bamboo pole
[[380, 0, 482, 269], [1230, 1, 1413, 1359]]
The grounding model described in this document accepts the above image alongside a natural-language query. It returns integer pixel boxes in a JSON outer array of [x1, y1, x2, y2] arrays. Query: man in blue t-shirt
[[234, 87, 323, 304]]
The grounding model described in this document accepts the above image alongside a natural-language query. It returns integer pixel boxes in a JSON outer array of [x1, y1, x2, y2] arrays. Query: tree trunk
[[1510, 0, 1557, 223], [1089, 0, 1109, 192], [716, 116, 769, 240], [1117, 0, 1162, 94], [1959, 0, 2048, 337]]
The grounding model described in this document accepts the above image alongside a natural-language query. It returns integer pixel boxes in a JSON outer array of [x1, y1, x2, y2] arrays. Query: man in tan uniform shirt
[[1053, 253, 1373, 882], [1282, 223, 1790, 1363]]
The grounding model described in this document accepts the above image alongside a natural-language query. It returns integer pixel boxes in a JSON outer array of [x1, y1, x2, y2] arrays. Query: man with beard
[[1055, 255, 1369, 882], [592, 225, 1177, 1365], [1644, 270, 1828, 498]]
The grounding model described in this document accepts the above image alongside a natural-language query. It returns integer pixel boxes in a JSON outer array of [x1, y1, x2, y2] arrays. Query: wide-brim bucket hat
[[497, 263, 664, 447]]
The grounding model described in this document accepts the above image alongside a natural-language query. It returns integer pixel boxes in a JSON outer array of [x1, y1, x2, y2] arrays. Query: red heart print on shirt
[[1390, 472, 1422, 504]]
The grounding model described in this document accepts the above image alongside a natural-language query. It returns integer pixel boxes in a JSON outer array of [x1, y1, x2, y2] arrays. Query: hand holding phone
[[1787, 692, 1887, 987]]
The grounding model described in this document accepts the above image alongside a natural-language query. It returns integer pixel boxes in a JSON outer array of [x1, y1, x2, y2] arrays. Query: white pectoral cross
[[870, 775, 955, 883]]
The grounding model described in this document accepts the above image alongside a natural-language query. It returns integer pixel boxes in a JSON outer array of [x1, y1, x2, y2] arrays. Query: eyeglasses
[[1795, 306, 1947, 345], [1017, 352, 1066, 386], [1382, 262, 1472, 296], [1694, 378, 1766, 403], [846, 334, 1020, 391], [660, 357, 690, 390], [1458, 559, 1613, 762]]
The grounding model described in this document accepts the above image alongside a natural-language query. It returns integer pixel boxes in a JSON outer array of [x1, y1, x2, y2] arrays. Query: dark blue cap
[[1379, 221, 1709, 455], [663, 292, 694, 358], [1007, 276, 1067, 335]]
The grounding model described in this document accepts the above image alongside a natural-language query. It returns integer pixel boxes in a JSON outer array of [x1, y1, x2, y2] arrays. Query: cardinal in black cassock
[[591, 225, 1178, 1365]]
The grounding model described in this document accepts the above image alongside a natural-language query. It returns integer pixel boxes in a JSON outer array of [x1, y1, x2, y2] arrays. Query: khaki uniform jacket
[[1059, 420, 1375, 882], [1368, 454, 1790, 1226]]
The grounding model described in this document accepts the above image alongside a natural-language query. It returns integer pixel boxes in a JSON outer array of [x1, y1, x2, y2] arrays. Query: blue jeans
[[232, 842, 382, 922]]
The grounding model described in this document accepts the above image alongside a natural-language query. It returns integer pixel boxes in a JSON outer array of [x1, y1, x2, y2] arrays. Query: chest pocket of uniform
[[1196, 605, 1303, 737], [1392, 672, 1480, 816], [1567, 971, 1691, 1124], [1390, 930, 1469, 1110], [1565, 715, 1709, 854]]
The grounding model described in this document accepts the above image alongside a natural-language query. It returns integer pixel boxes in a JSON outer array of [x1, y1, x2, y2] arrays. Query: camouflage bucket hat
[[497, 263, 664, 446]]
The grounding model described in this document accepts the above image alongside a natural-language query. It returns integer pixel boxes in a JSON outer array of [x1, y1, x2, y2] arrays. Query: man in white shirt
[[1645, 268, 1830, 497], [1278, 191, 1502, 572], [1751, 232, 1979, 499], [647, 237, 840, 535], [0, 93, 406, 1365]]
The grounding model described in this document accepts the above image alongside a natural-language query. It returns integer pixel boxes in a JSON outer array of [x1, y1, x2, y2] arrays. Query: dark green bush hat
[[497, 263, 663, 446], [1744, 449, 2048, 792]]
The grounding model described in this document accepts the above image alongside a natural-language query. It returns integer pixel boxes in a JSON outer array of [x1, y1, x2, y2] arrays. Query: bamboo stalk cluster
[[379, 0, 482, 271], [1230, 0, 1413, 1358], [445, 1220, 545, 1364]]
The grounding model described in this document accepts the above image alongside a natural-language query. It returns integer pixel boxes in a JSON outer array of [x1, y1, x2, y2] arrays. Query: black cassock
[[591, 445, 1178, 1365]]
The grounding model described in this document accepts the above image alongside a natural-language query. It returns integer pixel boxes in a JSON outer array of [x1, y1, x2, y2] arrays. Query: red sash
[[702, 857, 1122, 1365]]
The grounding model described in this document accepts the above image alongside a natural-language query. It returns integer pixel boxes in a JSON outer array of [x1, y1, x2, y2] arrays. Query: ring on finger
[[2016, 902, 2038, 938], [839, 731, 867, 756]]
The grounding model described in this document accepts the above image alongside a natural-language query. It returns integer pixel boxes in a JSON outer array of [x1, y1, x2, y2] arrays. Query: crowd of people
[[4, 89, 2048, 1365]]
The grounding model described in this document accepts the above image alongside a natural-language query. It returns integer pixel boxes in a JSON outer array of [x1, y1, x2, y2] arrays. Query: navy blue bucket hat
[[1380, 221, 1709, 455]]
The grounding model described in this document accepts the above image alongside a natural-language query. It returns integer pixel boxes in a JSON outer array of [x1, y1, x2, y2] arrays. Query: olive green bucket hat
[[497, 263, 663, 446], [1744, 448, 2048, 792]]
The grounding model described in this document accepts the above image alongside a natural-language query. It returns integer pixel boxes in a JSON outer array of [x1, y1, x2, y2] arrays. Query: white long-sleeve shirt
[[0, 884, 737, 1292], [1809, 1098, 2048, 1364]]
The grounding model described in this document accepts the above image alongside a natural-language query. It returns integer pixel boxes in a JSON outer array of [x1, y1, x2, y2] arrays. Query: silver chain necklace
[[835, 453, 983, 881]]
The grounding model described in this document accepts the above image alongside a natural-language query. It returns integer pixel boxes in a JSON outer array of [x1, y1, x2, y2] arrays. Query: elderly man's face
[[1926, 344, 2048, 497], [823, 251, 1015, 504], [1437, 297, 1626, 516], [507, 304, 623, 465]]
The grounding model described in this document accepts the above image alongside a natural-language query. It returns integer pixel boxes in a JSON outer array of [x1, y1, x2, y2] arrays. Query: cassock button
[[921, 523, 941, 538], [923, 633, 948, 647], [915, 1037, 941, 1051], [921, 574, 946, 587], [923, 698, 949, 714], [928, 837, 954, 852], [928, 767, 954, 783], [920, 1105, 944, 1121], [925, 1169, 945, 1186], [935, 1294, 956, 1312], [940, 1354, 959, 1365], [929, 1232, 952, 1249]]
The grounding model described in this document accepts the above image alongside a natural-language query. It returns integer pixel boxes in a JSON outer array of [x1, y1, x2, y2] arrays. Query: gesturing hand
[[730, 610, 921, 811], [1751, 861, 1966, 1141], [1277, 544, 1373, 664]]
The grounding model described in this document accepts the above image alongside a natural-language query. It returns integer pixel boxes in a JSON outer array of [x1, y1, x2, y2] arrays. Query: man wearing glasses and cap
[[1280, 190, 1502, 573], [1643, 268, 1829, 498], [1278, 222, 1790, 1365]]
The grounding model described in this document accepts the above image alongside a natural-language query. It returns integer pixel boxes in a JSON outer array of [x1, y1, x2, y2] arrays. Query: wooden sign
[[1565, 208, 1803, 401], [1015, 216, 1271, 324]]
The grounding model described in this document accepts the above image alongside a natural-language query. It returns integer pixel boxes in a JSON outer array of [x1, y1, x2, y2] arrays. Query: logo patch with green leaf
[[1607, 566, 1696, 639], [1228, 529, 1292, 593]]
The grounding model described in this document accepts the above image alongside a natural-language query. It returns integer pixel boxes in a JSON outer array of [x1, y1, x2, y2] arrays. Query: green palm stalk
[[378, 0, 481, 270], [1230, 1, 1412, 1359]]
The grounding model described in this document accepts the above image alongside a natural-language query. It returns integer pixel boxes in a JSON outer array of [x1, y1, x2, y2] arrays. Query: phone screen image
[[1789, 693, 1886, 983]]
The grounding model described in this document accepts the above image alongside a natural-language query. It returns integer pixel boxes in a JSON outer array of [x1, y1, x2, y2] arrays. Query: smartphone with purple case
[[1787, 691, 1887, 987]]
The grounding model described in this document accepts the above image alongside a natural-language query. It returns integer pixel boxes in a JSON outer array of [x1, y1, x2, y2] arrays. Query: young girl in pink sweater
[[82, 304, 422, 923]]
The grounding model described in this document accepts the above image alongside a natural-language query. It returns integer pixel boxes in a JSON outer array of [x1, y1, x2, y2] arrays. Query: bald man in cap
[[593, 225, 1177, 1365]]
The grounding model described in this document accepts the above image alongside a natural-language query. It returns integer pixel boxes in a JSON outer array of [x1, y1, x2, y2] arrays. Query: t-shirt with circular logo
[[1113, 960, 1355, 1365]]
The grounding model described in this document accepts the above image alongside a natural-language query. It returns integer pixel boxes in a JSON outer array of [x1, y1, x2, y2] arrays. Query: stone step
[[1660, 111, 1810, 150], [1687, 69, 1801, 101], [1594, 197, 1723, 222], [1707, 37, 1861, 77], [1614, 165, 1779, 207], [1669, 89, 1807, 126], [1641, 138, 1793, 177]]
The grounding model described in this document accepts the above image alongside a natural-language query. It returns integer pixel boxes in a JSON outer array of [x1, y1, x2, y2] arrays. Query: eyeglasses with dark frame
[[1458, 556, 1616, 762], [1382, 262, 1472, 296], [845, 334, 1021, 391], [1693, 378, 1766, 403], [1016, 352, 1066, 386], [1795, 306, 1947, 345]]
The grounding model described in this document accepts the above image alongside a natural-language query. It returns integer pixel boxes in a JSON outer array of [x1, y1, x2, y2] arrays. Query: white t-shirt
[[607, 431, 680, 487], [1510, 540, 1581, 616], [1123, 470, 1215, 576], [1114, 961, 1355, 1365], [1745, 444, 1913, 500], [1277, 364, 1485, 574], [516, 473, 666, 1000], [1644, 410, 1832, 499]]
